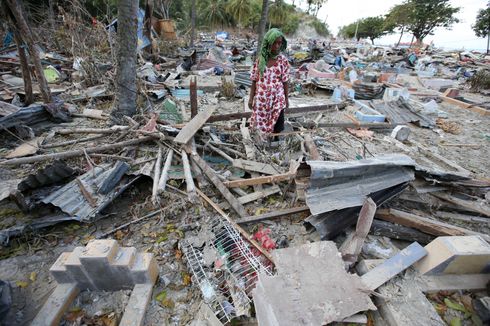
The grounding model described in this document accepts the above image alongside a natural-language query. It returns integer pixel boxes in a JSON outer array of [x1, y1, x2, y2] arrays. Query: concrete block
[[31, 283, 79, 326], [131, 253, 159, 285], [49, 252, 74, 284], [110, 247, 137, 289], [414, 236, 490, 275], [79, 239, 119, 290], [119, 284, 154, 326], [64, 247, 95, 290]]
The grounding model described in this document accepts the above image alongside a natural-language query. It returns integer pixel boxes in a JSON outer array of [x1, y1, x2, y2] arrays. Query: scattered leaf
[[101, 313, 117, 326], [161, 298, 175, 309], [182, 272, 192, 286], [114, 230, 126, 240], [434, 303, 447, 315], [29, 272, 37, 282], [155, 291, 167, 303], [254, 208, 267, 216], [175, 249, 183, 260], [15, 281, 28, 288], [444, 298, 467, 313], [449, 317, 462, 326]]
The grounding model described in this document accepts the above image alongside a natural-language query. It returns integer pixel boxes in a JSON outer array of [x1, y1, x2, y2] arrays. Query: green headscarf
[[258, 28, 287, 76]]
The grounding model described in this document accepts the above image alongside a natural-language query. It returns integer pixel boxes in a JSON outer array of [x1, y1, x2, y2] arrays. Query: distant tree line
[[338, 0, 461, 46]]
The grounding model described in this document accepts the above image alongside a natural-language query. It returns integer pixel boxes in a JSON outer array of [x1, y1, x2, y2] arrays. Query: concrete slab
[[79, 239, 120, 290], [131, 253, 159, 285], [111, 247, 137, 290], [414, 236, 490, 275], [64, 247, 95, 290], [49, 252, 74, 284]]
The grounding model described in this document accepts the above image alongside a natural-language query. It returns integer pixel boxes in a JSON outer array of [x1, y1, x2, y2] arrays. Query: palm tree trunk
[[112, 0, 138, 120], [396, 26, 404, 47], [487, 32, 489, 54], [257, 0, 269, 54], [190, 0, 196, 48]]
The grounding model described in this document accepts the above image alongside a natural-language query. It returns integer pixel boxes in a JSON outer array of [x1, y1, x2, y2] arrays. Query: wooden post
[[158, 149, 173, 192], [181, 150, 197, 201], [6, 0, 52, 103], [190, 76, 198, 118], [12, 30, 33, 105], [151, 145, 163, 205]]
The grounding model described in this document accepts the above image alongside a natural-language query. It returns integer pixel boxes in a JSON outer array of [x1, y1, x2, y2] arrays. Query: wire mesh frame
[[181, 216, 273, 324]]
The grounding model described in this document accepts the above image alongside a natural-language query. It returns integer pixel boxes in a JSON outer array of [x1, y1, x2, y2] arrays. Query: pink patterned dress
[[250, 54, 290, 133]]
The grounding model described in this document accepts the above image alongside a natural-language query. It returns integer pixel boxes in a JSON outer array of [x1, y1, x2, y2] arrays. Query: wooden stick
[[236, 206, 310, 225], [191, 152, 248, 218], [0, 136, 153, 166], [181, 150, 197, 201], [195, 188, 274, 263], [75, 178, 96, 207], [174, 107, 216, 144], [158, 149, 173, 192], [55, 126, 130, 134], [42, 134, 106, 149], [151, 145, 163, 205], [223, 172, 296, 188]]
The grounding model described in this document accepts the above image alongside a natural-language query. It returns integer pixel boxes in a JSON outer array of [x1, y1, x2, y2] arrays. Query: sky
[[290, 0, 489, 51]]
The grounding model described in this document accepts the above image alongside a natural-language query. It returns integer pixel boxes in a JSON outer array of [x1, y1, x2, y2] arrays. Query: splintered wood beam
[[174, 107, 216, 144], [236, 206, 310, 225], [223, 172, 296, 188], [232, 159, 280, 175], [191, 153, 248, 218]]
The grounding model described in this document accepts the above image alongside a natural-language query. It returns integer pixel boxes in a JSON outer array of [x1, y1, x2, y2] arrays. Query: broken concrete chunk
[[390, 125, 411, 142]]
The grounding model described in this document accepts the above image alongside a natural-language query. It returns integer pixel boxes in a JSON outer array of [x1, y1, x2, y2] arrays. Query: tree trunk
[[112, 0, 138, 120], [257, 0, 269, 55], [370, 37, 374, 45], [487, 32, 489, 54], [396, 26, 404, 47], [144, 0, 153, 54], [6, 0, 52, 103], [13, 30, 33, 105], [190, 0, 196, 48], [409, 34, 415, 48]]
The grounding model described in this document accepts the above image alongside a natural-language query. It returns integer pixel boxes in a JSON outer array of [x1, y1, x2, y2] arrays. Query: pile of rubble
[[1, 18, 490, 326]]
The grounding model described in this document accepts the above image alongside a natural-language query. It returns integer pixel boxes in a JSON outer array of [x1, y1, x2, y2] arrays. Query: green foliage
[[404, 0, 460, 43], [226, 0, 254, 27], [358, 16, 391, 44], [472, 5, 490, 38], [282, 14, 300, 34], [197, 0, 229, 29], [338, 22, 358, 39], [384, 2, 414, 31], [310, 18, 330, 36]]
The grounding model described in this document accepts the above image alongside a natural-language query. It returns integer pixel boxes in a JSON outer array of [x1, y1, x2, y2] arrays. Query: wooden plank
[[237, 185, 281, 204], [174, 107, 216, 144], [361, 242, 427, 290], [195, 188, 273, 263], [431, 192, 490, 217], [191, 153, 248, 218], [31, 283, 80, 326], [240, 126, 263, 192], [376, 208, 490, 241], [303, 134, 321, 160], [119, 284, 153, 326], [371, 219, 434, 244], [6, 136, 42, 158], [157, 149, 173, 192], [207, 102, 347, 122], [236, 206, 310, 225], [439, 95, 490, 116], [340, 198, 376, 266], [232, 159, 280, 175], [181, 150, 197, 201], [223, 172, 295, 188]]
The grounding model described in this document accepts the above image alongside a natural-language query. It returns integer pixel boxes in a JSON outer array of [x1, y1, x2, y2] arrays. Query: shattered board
[[253, 241, 375, 326]]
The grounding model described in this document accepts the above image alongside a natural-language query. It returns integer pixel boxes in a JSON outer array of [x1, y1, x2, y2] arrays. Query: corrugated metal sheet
[[306, 154, 415, 215], [370, 99, 434, 128], [18, 160, 75, 191], [234, 72, 252, 87], [305, 183, 409, 240], [42, 163, 137, 221], [0, 105, 49, 130]]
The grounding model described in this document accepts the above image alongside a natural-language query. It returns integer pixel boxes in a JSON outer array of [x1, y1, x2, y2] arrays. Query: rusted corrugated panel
[[306, 154, 415, 215], [42, 163, 136, 221], [18, 161, 75, 191]]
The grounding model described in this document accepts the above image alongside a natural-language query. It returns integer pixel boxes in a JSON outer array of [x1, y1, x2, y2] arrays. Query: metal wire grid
[[181, 216, 273, 324]]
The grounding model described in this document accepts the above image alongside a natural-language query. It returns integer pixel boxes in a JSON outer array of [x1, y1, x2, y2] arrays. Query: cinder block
[[131, 253, 159, 285], [110, 247, 137, 289], [64, 247, 96, 290], [119, 284, 154, 326], [50, 252, 74, 284], [31, 283, 80, 326], [414, 236, 490, 275], [79, 239, 120, 290]]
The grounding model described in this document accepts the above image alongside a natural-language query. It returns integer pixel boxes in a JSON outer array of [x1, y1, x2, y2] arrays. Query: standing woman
[[248, 28, 290, 135]]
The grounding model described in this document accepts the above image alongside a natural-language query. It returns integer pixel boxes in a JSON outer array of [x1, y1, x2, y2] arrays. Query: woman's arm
[[248, 81, 257, 110]]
